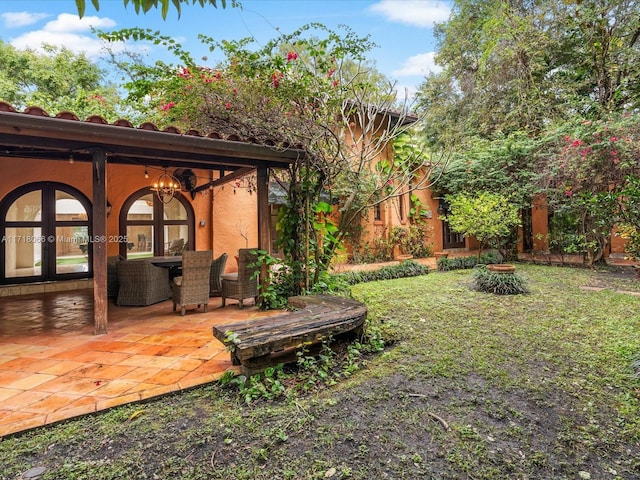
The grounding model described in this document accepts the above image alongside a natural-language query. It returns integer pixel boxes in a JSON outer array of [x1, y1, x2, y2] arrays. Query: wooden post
[[256, 164, 270, 252], [256, 164, 270, 306], [92, 149, 108, 334]]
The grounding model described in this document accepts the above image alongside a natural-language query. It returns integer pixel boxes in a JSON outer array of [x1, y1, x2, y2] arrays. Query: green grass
[[1, 264, 638, 479]]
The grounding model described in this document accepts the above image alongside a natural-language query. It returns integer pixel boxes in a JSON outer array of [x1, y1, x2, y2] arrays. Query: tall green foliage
[[75, 0, 238, 19], [442, 192, 521, 258], [0, 41, 121, 120], [418, 0, 640, 265]]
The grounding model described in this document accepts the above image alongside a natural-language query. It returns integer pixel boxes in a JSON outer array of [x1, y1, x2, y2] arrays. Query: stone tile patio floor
[[0, 291, 280, 438]]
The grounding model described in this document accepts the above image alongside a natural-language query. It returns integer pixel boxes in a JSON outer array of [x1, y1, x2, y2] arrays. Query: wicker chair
[[164, 238, 186, 256], [107, 255, 124, 298], [116, 259, 172, 306], [222, 248, 259, 309], [171, 250, 213, 316], [209, 252, 228, 297]]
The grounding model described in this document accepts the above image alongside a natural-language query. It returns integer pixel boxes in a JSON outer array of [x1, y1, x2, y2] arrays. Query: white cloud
[[1, 11, 49, 28], [392, 52, 442, 77], [9, 13, 119, 58], [369, 0, 451, 28], [42, 13, 115, 33]]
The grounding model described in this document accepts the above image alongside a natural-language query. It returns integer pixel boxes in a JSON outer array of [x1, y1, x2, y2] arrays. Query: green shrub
[[436, 252, 501, 272], [334, 260, 430, 286], [470, 265, 528, 295], [389, 224, 434, 258]]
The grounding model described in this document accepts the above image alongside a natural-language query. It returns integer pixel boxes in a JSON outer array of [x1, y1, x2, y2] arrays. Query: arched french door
[[0, 182, 92, 284], [119, 188, 194, 258]]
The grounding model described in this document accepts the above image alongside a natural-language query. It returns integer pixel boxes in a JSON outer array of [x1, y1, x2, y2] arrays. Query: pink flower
[[327, 68, 336, 78], [610, 136, 618, 142], [91, 94, 107, 105], [571, 139, 582, 147], [161, 102, 176, 111], [286, 51, 298, 61], [610, 150, 618, 156], [272, 72, 283, 88], [225, 102, 232, 109], [565, 189, 573, 197]]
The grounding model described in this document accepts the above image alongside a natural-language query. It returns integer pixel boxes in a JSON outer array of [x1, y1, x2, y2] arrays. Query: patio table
[[149, 256, 182, 268]]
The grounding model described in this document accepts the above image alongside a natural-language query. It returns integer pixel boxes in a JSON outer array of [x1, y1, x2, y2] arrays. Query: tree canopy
[[418, 0, 640, 264], [75, 0, 239, 19], [0, 41, 121, 120]]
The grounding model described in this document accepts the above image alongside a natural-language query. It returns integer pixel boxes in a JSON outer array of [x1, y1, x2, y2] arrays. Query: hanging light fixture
[[150, 168, 181, 204]]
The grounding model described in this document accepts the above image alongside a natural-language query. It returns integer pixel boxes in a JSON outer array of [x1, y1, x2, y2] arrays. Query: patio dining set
[[107, 248, 260, 314]]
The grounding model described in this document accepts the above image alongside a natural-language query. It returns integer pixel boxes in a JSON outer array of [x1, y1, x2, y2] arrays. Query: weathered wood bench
[[212, 295, 367, 376]]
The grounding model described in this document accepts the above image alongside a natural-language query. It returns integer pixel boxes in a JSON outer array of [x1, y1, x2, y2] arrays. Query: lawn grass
[[1, 264, 638, 479]]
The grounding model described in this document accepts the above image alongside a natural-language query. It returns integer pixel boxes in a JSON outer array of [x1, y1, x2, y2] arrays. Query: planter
[[487, 264, 516, 274], [396, 254, 413, 263], [434, 252, 449, 260]]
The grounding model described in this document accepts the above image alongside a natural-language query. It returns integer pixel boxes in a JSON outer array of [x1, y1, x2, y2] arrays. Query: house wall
[[531, 193, 549, 252], [610, 226, 626, 255], [0, 156, 260, 274]]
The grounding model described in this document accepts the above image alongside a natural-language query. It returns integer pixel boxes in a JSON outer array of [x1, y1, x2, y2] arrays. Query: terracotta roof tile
[[0, 102, 17, 113], [139, 122, 159, 131], [113, 119, 134, 128], [24, 106, 48, 116], [0, 101, 291, 149], [86, 115, 109, 124], [55, 111, 80, 121]]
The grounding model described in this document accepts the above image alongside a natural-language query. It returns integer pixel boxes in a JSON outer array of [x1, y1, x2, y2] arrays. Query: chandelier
[[151, 168, 181, 204]]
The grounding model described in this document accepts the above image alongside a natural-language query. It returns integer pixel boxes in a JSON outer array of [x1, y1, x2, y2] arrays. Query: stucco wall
[[0, 157, 262, 273]]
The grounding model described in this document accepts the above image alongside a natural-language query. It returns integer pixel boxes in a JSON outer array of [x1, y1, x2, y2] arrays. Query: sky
[[0, 0, 452, 97]]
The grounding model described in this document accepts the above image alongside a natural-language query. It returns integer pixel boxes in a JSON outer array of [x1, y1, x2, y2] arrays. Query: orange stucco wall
[[531, 194, 549, 251], [0, 156, 260, 274]]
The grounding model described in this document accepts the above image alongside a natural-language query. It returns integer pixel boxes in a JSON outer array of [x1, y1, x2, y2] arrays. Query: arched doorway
[[0, 182, 92, 284], [119, 188, 194, 258]]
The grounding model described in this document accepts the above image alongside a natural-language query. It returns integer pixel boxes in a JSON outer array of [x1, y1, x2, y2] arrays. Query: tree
[[98, 24, 446, 295], [442, 192, 521, 259], [418, 0, 640, 143], [75, 0, 238, 19], [417, 0, 640, 264], [0, 41, 122, 120]]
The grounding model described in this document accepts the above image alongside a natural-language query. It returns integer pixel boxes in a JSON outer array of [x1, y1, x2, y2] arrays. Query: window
[[119, 188, 194, 258], [373, 204, 382, 222], [0, 183, 91, 284]]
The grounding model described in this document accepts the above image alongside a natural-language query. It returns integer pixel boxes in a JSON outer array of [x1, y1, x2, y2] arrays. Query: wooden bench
[[212, 295, 367, 376]]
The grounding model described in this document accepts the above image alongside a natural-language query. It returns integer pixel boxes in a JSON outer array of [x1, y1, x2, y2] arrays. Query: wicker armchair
[[222, 248, 259, 309], [172, 250, 213, 316], [116, 259, 172, 306], [209, 252, 228, 297], [164, 238, 186, 256], [107, 255, 124, 298]]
